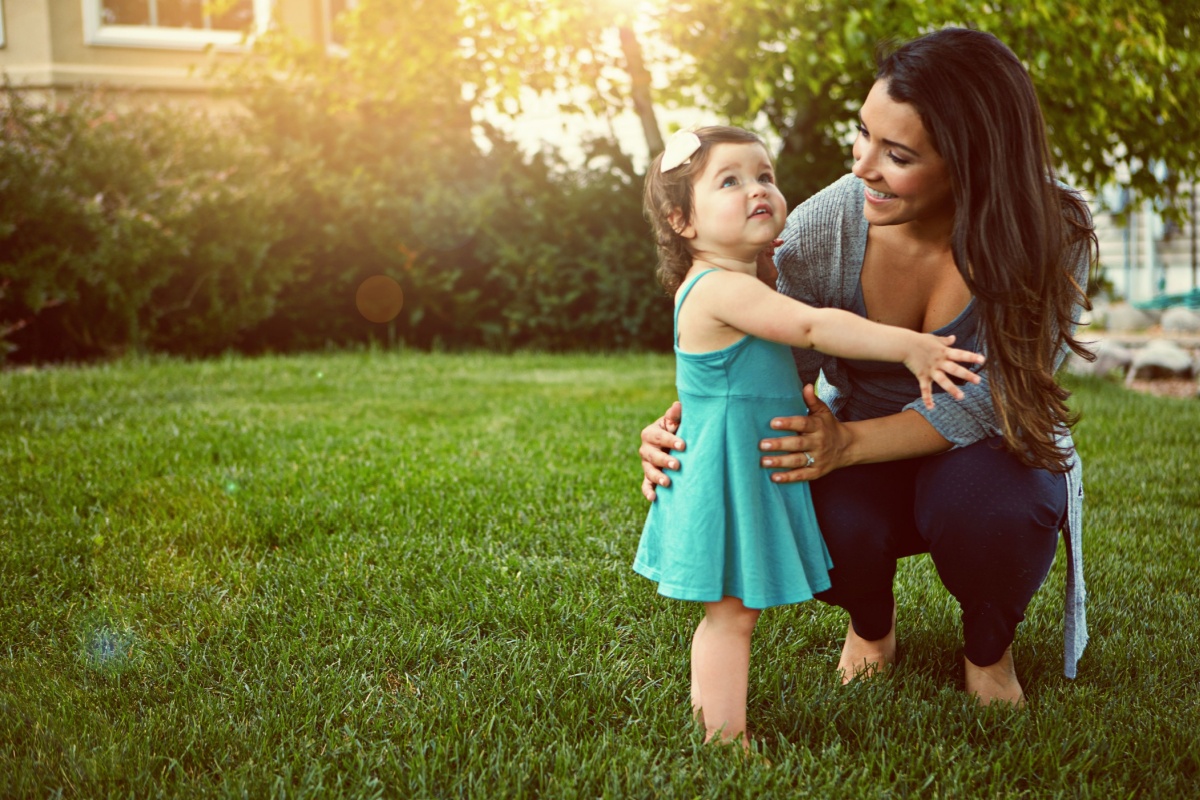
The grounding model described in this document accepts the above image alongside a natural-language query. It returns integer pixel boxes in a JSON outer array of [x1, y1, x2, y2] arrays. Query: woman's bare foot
[[837, 603, 897, 684], [964, 646, 1026, 707]]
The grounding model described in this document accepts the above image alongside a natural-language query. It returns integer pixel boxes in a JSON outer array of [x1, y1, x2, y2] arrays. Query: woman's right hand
[[639, 401, 685, 501]]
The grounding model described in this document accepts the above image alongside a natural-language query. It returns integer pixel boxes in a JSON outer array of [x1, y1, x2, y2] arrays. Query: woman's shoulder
[[778, 174, 866, 292], [1054, 181, 1094, 224], [1052, 180, 1096, 283], [789, 174, 863, 218], [783, 174, 866, 245]]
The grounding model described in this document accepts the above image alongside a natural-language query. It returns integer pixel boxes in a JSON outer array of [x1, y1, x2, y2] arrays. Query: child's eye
[[758, 173, 775, 184], [721, 176, 738, 188]]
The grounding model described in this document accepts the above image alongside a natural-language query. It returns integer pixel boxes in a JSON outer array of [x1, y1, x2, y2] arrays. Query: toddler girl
[[633, 126, 984, 746]]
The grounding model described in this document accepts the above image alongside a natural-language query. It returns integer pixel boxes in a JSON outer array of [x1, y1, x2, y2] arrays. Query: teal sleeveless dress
[[634, 269, 833, 609]]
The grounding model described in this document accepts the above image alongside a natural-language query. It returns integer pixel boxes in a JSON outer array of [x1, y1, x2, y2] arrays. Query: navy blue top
[[838, 283, 979, 423]]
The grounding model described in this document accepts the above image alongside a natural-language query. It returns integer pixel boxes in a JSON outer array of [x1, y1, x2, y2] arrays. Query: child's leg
[[691, 596, 761, 745], [690, 616, 707, 726]]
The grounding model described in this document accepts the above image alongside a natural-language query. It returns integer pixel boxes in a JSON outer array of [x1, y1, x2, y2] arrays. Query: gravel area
[[1125, 377, 1199, 399]]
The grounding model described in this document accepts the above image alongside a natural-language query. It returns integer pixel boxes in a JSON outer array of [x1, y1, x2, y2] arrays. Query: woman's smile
[[864, 186, 898, 201]]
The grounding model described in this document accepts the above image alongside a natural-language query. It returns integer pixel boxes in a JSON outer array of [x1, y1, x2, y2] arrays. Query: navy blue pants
[[810, 437, 1065, 667]]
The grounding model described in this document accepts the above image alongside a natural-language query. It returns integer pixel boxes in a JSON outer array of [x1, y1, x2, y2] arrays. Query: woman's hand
[[639, 401, 685, 501], [758, 385, 852, 482]]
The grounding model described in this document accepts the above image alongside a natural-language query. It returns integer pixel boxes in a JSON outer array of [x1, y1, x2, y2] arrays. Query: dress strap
[[674, 268, 721, 345]]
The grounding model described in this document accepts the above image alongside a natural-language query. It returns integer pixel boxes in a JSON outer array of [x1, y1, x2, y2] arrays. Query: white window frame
[[322, 0, 357, 50], [82, 0, 273, 52]]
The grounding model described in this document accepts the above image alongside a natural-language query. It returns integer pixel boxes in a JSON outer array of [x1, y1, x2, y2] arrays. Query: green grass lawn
[[2, 351, 1197, 798]]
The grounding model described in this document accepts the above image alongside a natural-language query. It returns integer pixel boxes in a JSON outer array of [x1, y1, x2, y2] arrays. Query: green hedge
[[0, 86, 670, 363]]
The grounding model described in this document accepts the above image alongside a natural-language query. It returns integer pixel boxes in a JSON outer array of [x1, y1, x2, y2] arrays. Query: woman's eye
[[887, 152, 910, 166], [856, 123, 869, 139]]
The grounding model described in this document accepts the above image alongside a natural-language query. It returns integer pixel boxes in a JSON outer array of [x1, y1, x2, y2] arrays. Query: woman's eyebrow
[[858, 118, 922, 158]]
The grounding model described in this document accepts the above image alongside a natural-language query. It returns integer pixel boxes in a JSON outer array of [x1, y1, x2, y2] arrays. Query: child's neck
[[690, 254, 756, 277]]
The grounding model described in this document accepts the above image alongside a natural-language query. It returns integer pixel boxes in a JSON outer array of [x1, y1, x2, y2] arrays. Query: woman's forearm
[[840, 409, 954, 466]]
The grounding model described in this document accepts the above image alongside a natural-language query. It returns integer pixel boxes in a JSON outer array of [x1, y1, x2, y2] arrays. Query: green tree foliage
[[654, 0, 1200, 213], [459, 0, 669, 156]]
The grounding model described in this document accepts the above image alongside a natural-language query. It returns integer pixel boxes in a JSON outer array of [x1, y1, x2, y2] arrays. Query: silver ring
[[804, 451, 816, 468]]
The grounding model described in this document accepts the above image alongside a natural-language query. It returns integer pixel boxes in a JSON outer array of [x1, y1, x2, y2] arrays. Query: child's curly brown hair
[[643, 126, 770, 294]]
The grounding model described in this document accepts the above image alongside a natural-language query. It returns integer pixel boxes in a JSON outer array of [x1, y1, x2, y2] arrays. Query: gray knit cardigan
[[774, 174, 1088, 678]]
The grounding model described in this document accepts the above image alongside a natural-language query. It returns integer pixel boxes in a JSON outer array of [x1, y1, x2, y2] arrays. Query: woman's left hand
[[759, 384, 851, 482]]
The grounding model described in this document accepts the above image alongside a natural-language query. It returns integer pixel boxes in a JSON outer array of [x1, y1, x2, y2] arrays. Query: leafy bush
[[0, 20, 670, 363], [0, 87, 301, 361]]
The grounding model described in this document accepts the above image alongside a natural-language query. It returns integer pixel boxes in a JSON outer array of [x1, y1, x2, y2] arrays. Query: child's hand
[[904, 334, 985, 409], [755, 238, 783, 286]]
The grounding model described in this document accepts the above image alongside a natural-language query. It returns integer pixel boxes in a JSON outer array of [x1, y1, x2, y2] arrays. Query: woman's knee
[[915, 440, 1066, 544]]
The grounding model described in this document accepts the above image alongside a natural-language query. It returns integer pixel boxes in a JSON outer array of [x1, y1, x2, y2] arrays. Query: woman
[[638, 27, 1096, 706]]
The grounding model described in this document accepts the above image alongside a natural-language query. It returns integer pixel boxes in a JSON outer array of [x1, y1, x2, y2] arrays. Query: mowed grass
[[1, 351, 1197, 798]]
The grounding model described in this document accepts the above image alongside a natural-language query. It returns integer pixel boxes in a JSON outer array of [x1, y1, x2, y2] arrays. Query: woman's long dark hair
[[878, 27, 1097, 473]]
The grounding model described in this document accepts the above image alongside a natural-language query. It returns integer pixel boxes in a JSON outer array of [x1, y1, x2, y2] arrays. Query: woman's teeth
[[866, 187, 897, 199]]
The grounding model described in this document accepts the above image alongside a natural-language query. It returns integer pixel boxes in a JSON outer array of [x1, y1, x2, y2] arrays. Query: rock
[[1161, 306, 1200, 334], [1093, 338, 1135, 377], [1066, 337, 1133, 377], [1103, 303, 1154, 333], [1127, 338, 1195, 382], [1084, 302, 1108, 329]]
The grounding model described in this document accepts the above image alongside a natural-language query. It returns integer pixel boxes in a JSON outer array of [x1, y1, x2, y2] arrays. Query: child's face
[[674, 142, 787, 261]]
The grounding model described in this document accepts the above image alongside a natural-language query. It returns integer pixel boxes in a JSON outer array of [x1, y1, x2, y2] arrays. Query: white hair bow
[[660, 130, 702, 173]]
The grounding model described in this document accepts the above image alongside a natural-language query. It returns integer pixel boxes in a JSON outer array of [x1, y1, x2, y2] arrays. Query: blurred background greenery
[[2, 0, 1197, 363]]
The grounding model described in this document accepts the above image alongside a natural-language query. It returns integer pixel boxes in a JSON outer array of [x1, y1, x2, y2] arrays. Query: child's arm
[[707, 271, 984, 409]]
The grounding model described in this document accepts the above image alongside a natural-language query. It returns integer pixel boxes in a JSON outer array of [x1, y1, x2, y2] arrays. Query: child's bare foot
[[837, 604, 897, 684], [703, 726, 750, 751], [965, 646, 1026, 707], [704, 730, 767, 763]]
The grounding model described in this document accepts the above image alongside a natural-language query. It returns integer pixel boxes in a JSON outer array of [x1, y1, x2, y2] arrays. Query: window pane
[[328, 0, 358, 44], [157, 0, 204, 28], [102, 0, 150, 25], [211, 0, 255, 31]]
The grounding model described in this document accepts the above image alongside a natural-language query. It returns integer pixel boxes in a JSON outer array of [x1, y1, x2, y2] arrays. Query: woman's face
[[851, 80, 954, 228]]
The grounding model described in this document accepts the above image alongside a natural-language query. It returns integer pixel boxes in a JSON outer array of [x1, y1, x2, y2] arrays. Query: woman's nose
[[851, 145, 876, 180]]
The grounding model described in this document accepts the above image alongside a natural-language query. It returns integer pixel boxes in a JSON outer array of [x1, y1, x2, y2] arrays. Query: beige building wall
[[2, 0, 58, 79], [1, 1, 328, 95]]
